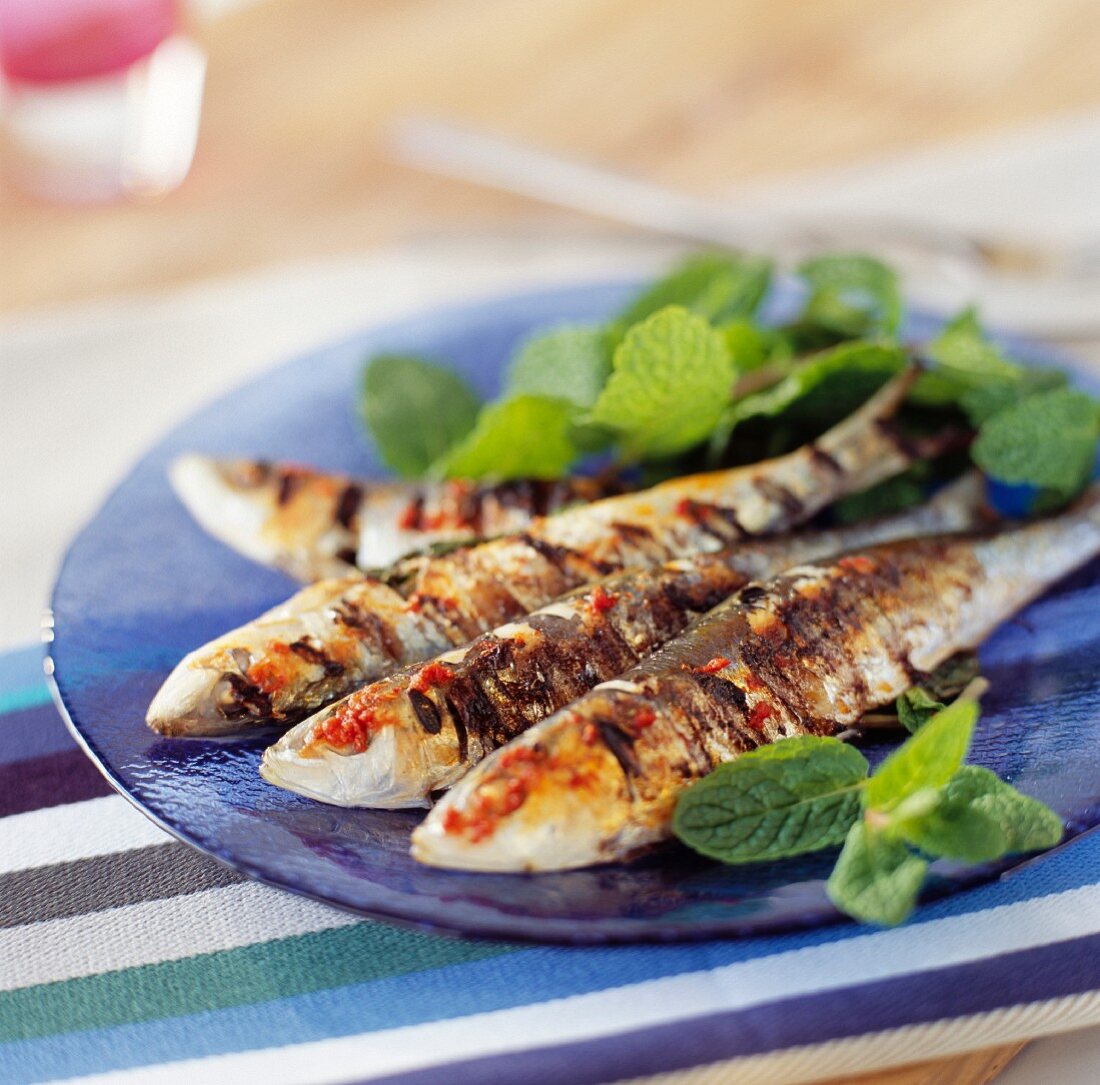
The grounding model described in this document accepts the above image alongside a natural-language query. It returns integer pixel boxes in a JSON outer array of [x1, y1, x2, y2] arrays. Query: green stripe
[[0, 684, 52, 715], [0, 921, 515, 1043]]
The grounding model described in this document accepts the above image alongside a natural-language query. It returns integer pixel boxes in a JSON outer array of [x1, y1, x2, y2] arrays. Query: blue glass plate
[[48, 280, 1100, 943]]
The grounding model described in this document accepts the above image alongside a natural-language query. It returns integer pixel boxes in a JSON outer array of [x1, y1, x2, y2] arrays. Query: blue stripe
[[361, 933, 1100, 1085], [0, 685, 52, 716], [0, 702, 74, 765], [0, 647, 45, 695], [4, 829, 1099, 1082]]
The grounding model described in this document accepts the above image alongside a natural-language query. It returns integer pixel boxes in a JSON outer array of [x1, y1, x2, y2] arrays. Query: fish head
[[260, 685, 463, 809], [411, 718, 645, 873]]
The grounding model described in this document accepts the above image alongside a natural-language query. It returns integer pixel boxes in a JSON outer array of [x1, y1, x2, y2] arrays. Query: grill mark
[[494, 481, 534, 511], [874, 418, 922, 461], [445, 676, 501, 748], [737, 584, 769, 607], [808, 443, 844, 475], [219, 673, 273, 720], [407, 689, 443, 734], [691, 671, 749, 714], [664, 680, 724, 771], [596, 720, 641, 780], [520, 533, 582, 572], [443, 694, 469, 762], [531, 480, 558, 517], [332, 598, 402, 661], [713, 506, 749, 539], [399, 493, 425, 531], [657, 567, 746, 617], [754, 478, 804, 518], [610, 520, 656, 544], [276, 471, 299, 507], [288, 638, 345, 676], [456, 487, 486, 534], [335, 484, 364, 529]]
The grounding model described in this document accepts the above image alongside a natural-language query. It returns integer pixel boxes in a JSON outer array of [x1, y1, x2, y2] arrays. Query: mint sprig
[[673, 689, 1063, 928], [794, 253, 903, 340], [360, 355, 481, 479], [588, 306, 734, 459], [720, 341, 907, 436], [606, 253, 772, 348], [827, 822, 929, 927], [434, 395, 577, 481], [894, 653, 980, 733], [357, 254, 1096, 501], [672, 737, 867, 863], [864, 697, 977, 811], [971, 387, 1099, 504], [506, 325, 610, 409]]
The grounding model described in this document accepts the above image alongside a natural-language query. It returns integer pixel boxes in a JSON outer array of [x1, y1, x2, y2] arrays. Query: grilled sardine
[[261, 475, 986, 807], [413, 487, 1100, 872], [172, 455, 618, 580], [148, 370, 928, 736]]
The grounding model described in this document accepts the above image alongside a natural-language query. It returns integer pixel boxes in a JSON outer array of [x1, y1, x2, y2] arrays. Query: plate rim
[[44, 275, 1100, 944]]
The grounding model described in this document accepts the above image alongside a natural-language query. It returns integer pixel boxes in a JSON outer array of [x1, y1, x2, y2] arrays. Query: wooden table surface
[[4, 0, 1100, 314], [4, 2, 1097, 1081]]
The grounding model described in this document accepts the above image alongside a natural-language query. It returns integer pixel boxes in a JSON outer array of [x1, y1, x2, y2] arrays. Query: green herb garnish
[[357, 250, 1098, 511], [673, 689, 1063, 927], [359, 354, 481, 479], [605, 252, 772, 348], [971, 387, 1100, 506], [435, 395, 577, 481], [670, 736, 867, 863], [506, 325, 611, 409], [588, 307, 734, 459]]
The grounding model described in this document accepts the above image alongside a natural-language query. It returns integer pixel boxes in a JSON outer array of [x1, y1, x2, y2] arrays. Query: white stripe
[[621, 990, 1100, 1085], [0, 795, 172, 875], [61, 883, 1100, 1085], [0, 882, 358, 992]]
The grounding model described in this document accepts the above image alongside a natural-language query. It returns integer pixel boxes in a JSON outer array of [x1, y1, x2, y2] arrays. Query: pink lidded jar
[[0, 0, 205, 202]]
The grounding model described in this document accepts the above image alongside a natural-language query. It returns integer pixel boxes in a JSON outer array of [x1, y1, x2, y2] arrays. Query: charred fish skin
[[170, 457, 371, 582], [261, 472, 988, 807], [145, 575, 455, 736], [171, 455, 620, 580], [413, 486, 1100, 872], [259, 556, 750, 807], [150, 370, 923, 737]]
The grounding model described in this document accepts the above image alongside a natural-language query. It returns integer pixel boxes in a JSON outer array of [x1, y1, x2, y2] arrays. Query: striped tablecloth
[[3, 638, 1100, 1085]]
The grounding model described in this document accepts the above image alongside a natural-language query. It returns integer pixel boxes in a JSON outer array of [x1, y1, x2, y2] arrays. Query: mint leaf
[[911, 308, 1022, 417], [507, 325, 610, 409], [971, 387, 1099, 501], [723, 341, 907, 435], [609, 253, 772, 346], [832, 471, 928, 526], [895, 654, 981, 733], [962, 367, 1067, 428], [912, 308, 1071, 427], [360, 355, 481, 479], [897, 789, 1007, 863], [896, 687, 946, 735], [672, 736, 867, 863], [722, 320, 793, 375], [865, 697, 977, 811], [589, 306, 735, 459], [797, 253, 903, 337], [827, 821, 928, 926], [435, 395, 576, 480], [939, 766, 1063, 854]]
